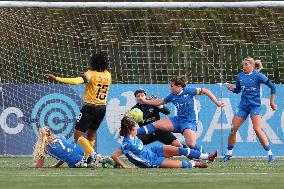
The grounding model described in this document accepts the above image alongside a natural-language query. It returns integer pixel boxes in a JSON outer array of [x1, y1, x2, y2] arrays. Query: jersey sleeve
[[184, 87, 200, 96], [120, 143, 128, 154], [164, 93, 173, 103], [233, 74, 242, 94], [82, 70, 92, 83], [257, 72, 268, 84]]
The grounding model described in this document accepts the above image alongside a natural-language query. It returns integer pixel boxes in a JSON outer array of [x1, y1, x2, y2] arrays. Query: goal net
[[0, 2, 283, 157]]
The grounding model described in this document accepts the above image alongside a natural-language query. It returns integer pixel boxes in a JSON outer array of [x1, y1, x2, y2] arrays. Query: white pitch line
[[7, 172, 270, 177]]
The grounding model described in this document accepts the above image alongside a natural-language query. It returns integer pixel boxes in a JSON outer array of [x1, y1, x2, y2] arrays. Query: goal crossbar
[[0, 1, 284, 8]]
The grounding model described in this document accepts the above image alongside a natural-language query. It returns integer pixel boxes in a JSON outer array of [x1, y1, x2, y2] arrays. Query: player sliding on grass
[[32, 126, 93, 168], [32, 126, 113, 168], [222, 57, 277, 163], [136, 75, 223, 155], [111, 116, 217, 169], [45, 52, 111, 166]]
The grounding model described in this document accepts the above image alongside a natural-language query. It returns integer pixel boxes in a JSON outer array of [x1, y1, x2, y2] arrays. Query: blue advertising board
[[0, 84, 283, 156]]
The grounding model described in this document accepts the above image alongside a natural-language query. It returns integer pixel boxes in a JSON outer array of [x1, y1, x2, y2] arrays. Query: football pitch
[[0, 157, 284, 189]]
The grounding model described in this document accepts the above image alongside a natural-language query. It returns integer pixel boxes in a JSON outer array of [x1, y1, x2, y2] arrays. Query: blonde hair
[[243, 56, 255, 67], [243, 56, 263, 71], [33, 126, 53, 161], [254, 59, 263, 72]]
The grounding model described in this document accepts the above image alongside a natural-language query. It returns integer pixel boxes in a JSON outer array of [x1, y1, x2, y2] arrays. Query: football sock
[[88, 140, 95, 149], [192, 144, 206, 154], [77, 136, 94, 159], [137, 123, 156, 135], [226, 145, 234, 156], [181, 160, 194, 168], [264, 145, 273, 156], [179, 148, 202, 159]]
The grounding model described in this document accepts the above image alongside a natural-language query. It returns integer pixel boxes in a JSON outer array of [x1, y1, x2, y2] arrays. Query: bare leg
[[153, 118, 175, 132], [171, 139, 183, 147], [74, 129, 85, 141], [182, 129, 196, 148], [163, 145, 179, 158], [251, 115, 269, 146], [228, 116, 244, 147], [160, 159, 182, 168]]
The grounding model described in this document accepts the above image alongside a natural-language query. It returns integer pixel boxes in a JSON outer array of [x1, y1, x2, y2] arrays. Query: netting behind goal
[[0, 6, 283, 156]]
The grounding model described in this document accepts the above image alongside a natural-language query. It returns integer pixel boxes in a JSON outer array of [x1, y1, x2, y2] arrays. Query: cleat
[[220, 155, 232, 162], [100, 156, 116, 168], [75, 157, 87, 168], [208, 150, 218, 162], [268, 155, 275, 163], [193, 160, 208, 168], [87, 152, 103, 168]]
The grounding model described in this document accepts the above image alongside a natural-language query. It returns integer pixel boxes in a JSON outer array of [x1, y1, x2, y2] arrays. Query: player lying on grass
[[111, 116, 217, 169], [32, 126, 113, 168]]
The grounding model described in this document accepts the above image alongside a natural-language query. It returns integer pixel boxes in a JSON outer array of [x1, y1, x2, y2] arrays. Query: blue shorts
[[234, 106, 262, 120], [148, 146, 165, 167], [169, 116, 197, 133], [126, 146, 165, 168], [67, 145, 85, 168]]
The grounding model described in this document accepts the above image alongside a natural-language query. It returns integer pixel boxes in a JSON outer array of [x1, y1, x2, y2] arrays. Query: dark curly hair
[[169, 75, 188, 88], [120, 115, 136, 137], [90, 52, 109, 72]]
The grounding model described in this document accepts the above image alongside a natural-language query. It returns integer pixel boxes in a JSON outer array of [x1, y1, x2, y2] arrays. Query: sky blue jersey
[[120, 136, 163, 168], [46, 135, 84, 167], [164, 87, 202, 122], [233, 70, 269, 107]]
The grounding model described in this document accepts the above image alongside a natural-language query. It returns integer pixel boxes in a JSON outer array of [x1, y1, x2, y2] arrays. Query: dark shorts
[[75, 104, 106, 132], [137, 130, 177, 145]]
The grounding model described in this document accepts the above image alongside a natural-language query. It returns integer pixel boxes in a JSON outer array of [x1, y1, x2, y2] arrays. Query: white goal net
[[0, 2, 283, 156]]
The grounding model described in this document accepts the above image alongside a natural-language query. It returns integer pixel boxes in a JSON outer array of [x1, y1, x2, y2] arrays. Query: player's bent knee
[[229, 128, 237, 135]]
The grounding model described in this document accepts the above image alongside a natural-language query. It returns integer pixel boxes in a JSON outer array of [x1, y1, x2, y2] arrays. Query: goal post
[[0, 1, 283, 157]]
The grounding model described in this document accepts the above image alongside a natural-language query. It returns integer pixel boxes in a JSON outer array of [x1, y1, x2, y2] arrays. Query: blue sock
[[193, 144, 206, 154], [264, 145, 270, 151], [137, 123, 156, 135], [228, 145, 234, 150], [179, 148, 201, 159], [264, 145, 273, 155], [181, 160, 193, 168]]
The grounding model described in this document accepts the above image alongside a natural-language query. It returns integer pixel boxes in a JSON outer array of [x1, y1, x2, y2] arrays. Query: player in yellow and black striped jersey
[[45, 53, 111, 166]]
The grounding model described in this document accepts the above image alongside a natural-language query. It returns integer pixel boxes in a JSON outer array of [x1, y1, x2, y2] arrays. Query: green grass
[[1, 157, 284, 189]]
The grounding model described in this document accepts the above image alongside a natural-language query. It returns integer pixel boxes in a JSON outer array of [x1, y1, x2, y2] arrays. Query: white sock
[[200, 153, 208, 159], [226, 149, 233, 156]]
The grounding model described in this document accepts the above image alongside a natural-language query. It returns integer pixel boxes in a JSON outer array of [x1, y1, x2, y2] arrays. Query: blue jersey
[[46, 135, 84, 168], [234, 70, 268, 107], [164, 87, 202, 122], [120, 136, 164, 168]]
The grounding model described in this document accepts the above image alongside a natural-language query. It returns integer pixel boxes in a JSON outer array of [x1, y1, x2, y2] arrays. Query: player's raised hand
[[45, 73, 56, 80], [270, 103, 277, 111], [227, 83, 234, 91], [217, 101, 225, 107], [139, 98, 148, 104]]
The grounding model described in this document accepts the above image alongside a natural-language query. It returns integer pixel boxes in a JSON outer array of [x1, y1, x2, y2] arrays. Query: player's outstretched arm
[[32, 158, 45, 168], [141, 98, 165, 106], [202, 88, 224, 107], [45, 73, 84, 85], [111, 150, 132, 169]]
